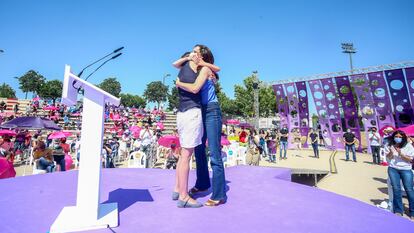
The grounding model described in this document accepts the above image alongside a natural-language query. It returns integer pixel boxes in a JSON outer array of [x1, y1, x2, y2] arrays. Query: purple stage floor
[[0, 166, 413, 233]]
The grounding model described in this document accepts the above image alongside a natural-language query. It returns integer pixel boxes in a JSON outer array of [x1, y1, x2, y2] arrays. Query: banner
[[283, 83, 300, 149], [385, 69, 414, 127], [404, 67, 414, 110], [350, 74, 378, 152], [335, 76, 362, 151], [320, 78, 344, 150], [308, 79, 334, 149], [367, 71, 395, 130], [295, 81, 309, 148], [272, 84, 289, 128]]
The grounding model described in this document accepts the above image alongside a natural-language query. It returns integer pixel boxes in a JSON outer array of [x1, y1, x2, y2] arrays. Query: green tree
[[38, 80, 63, 103], [15, 70, 45, 98], [214, 82, 238, 116], [167, 86, 179, 110], [234, 75, 276, 118], [98, 78, 121, 97], [119, 93, 146, 108], [143, 81, 168, 108], [0, 83, 16, 98]]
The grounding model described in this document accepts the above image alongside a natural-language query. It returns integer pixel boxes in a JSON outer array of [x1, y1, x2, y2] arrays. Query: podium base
[[50, 203, 118, 233]]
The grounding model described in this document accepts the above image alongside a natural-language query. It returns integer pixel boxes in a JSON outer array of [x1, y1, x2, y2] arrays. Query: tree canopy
[[234, 75, 276, 117], [119, 93, 146, 108], [0, 83, 16, 98], [143, 81, 168, 108], [167, 86, 179, 110], [98, 78, 121, 97], [15, 70, 45, 98], [38, 80, 63, 102]]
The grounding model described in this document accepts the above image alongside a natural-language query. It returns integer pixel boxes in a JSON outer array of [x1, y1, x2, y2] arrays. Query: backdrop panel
[[284, 83, 300, 149], [404, 67, 414, 110], [350, 74, 378, 152], [320, 78, 344, 150], [308, 80, 334, 149], [367, 71, 395, 130], [385, 69, 414, 127], [273, 84, 289, 128], [295, 81, 309, 148], [335, 76, 362, 151]]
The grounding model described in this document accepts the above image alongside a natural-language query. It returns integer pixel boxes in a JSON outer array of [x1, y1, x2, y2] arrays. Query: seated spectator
[[165, 144, 179, 169], [52, 139, 66, 171], [33, 138, 54, 173], [0, 100, 6, 112], [0, 135, 14, 161]]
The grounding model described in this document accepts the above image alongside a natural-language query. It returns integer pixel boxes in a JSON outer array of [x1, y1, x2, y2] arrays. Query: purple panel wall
[[308, 80, 334, 149], [295, 81, 309, 148], [350, 74, 378, 152], [335, 76, 362, 151], [367, 71, 395, 130], [273, 84, 289, 128], [284, 83, 300, 149], [404, 67, 414, 110], [320, 78, 344, 150], [385, 69, 414, 127]]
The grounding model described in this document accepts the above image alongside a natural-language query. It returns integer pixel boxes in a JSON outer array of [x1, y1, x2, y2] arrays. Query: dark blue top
[[178, 62, 201, 112]]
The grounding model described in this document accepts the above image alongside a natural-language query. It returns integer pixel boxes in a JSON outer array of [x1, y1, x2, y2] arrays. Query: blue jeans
[[53, 155, 66, 171], [279, 141, 288, 158], [311, 143, 319, 158], [194, 102, 227, 201], [388, 167, 414, 216], [345, 144, 356, 161], [38, 157, 54, 173]]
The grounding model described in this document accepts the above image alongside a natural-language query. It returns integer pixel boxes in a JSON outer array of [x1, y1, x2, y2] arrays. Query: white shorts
[[177, 108, 203, 148]]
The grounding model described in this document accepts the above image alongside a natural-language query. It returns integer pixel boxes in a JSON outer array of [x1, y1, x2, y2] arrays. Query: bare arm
[[176, 67, 211, 94], [172, 57, 190, 68], [198, 59, 221, 73]]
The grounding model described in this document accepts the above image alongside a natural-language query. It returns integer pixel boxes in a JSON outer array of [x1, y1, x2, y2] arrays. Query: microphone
[[84, 52, 123, 81], [77, 47, 124, 78]]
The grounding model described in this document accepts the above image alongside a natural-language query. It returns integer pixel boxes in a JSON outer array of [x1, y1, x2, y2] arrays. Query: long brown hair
[[194, 44, 219, 79]]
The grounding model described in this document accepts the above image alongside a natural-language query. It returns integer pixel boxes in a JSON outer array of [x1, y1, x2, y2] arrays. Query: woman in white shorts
[[170, 50, 214, 208]]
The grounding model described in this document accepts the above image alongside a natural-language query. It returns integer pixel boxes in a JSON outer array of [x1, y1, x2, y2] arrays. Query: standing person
[[267, 134, 277, 163], [318, 129, 325, 147], [293, 128, 302, 156], [369, 127, 381, 164], [309, 129, 319, 158], [139, 123, 153, 167], [343, 129, 357, 162], [279, 125, 289, 159], [385, 130, 414, 220], [170, 50, 207, 208], [175, 44, 226, 206], [259, 129, 267, 158], [246, 129, 260, 166]]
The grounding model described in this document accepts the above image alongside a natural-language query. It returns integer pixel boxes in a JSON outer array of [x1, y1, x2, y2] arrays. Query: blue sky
[[1, 0, 413, 105]]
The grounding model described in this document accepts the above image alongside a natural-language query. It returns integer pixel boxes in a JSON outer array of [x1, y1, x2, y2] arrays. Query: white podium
[[50, 65, 120, 232]]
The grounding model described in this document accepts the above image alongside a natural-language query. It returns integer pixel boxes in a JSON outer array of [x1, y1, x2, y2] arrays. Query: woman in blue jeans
[[385, 130, 414, 220], [175, 44, 227, 206]]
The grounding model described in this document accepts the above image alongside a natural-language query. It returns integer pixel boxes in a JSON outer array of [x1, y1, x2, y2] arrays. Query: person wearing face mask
[[343, 129, 357, 162], [279, 125, 289, 160], [385, 130, 414, 220], [369, 127, 381, 164], [139, 123, 153, 168]]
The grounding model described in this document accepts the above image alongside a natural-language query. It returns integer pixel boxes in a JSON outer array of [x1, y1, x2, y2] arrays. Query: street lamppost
[[252, 71, 260, 129], [163, 73, 171, 85], [161, 73, 171, 110], [341, 42, 356, 73]]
